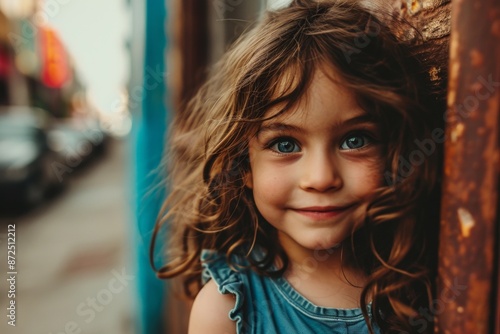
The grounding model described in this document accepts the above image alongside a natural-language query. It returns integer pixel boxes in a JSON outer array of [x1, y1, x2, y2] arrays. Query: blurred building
[[0, 0, 85, 117]]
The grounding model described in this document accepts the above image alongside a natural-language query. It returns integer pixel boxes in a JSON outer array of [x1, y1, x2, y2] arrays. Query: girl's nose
[[298, 150, 343, 192]]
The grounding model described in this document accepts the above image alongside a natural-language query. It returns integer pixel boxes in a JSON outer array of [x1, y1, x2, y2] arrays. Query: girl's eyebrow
[[257, 113, 378, 135], [339, 113, 379, 128], [257, 122, 305, 135]]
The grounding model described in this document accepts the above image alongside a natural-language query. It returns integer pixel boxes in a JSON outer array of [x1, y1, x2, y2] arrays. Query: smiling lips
[[292, 205, 354, 219]]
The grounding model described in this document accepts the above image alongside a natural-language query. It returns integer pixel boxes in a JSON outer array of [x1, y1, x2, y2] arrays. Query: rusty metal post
[[436, 0, 500, 333], [497, 206, 500, 334]]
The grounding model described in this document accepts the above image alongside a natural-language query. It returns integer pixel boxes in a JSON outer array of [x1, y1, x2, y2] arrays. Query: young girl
[[153, 0, 441, 333]]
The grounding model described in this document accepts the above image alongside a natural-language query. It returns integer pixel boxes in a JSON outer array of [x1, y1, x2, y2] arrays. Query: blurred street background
[[0, 1, 140, 333], [0, 139, 134, 334]]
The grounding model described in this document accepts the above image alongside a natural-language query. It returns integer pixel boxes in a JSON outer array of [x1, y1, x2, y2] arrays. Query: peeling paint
[[421, 10, 452, 39], [451, 123, 464, 142], [411, 0, 421, 13], [429, 66, 440, 82], [458, 207, 475, 237], [448, 88, 456, 107], [448, 43, 460, 106], [421, 0, 451, 10]]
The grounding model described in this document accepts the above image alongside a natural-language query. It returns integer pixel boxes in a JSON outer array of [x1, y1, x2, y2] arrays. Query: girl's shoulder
[[189, 279, 237, 334], [198, 250, 248, 334]]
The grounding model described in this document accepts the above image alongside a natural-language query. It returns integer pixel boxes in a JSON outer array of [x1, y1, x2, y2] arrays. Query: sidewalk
[[0, 139, 135, 334]]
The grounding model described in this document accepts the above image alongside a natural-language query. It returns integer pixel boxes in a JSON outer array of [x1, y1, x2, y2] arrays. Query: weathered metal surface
[[436, 0, 500, 332], [497, 191, 500, 334], [385, 0, 451, 101]]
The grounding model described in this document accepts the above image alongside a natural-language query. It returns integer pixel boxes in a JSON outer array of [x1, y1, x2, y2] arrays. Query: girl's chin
[[299, 239, 347, 254]]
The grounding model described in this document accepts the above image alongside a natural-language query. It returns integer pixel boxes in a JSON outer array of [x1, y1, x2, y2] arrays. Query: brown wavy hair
[[152, 0, 441, 333]]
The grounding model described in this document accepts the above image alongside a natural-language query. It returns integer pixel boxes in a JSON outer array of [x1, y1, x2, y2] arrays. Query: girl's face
[[246, 69, 385, 258]]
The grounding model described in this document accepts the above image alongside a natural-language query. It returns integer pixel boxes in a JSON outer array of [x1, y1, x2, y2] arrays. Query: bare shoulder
[[188, 279, 236, 334]]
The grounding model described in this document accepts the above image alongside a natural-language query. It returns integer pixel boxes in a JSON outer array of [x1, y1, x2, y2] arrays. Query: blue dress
[[201, 250, 380, 334]]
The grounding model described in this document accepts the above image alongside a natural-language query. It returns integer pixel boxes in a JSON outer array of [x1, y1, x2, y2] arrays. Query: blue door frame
[[132, 0, 168, 333]]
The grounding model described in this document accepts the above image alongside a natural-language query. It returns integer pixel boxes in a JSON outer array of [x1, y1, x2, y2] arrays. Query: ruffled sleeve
[[201, 250, 246, 334]]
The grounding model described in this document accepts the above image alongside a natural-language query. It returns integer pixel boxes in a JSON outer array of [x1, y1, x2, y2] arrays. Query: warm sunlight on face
[[246, 68, 385, 259]]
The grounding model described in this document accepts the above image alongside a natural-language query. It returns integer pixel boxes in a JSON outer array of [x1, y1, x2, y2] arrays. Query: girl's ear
[[243, 170, 253, 189]]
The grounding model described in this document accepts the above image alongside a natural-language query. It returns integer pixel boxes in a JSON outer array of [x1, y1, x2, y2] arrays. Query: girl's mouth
[[292, 205, 354, 219]]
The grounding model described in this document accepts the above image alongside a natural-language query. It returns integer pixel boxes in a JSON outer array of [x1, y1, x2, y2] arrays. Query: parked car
[[0, 106, 64, 211], [47, 116, 108, 170]]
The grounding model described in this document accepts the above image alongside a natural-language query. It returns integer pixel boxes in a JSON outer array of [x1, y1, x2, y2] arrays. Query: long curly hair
[[153, 1, 441, 333]]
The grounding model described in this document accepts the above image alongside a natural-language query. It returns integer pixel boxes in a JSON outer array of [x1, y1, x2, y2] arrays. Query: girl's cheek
[[360, 154, 385, 184], [349, 162, 384, 192], [253, 167, 291, 198]]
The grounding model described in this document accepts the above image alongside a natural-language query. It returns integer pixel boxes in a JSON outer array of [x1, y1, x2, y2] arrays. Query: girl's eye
[[340, 134, 371, 150], [269, 138, 300, 153]]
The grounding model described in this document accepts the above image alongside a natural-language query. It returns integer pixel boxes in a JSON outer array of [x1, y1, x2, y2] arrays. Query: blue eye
[[340, 134, 370, 150], [270, 139, 300, 153]]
